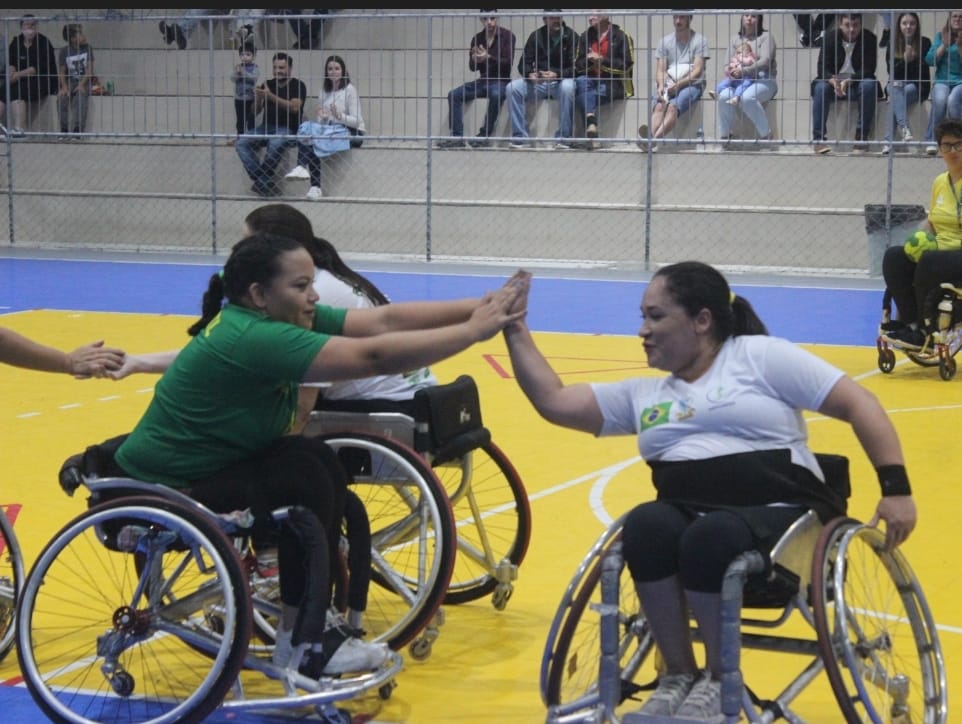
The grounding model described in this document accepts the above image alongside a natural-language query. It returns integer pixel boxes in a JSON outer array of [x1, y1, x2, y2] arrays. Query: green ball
[[903, 231, 938, 262]]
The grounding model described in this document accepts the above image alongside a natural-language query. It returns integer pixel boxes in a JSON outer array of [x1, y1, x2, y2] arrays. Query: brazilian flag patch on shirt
[[640, 402, 672, 431]]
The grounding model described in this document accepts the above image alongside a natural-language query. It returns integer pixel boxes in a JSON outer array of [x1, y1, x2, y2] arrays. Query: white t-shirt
[[314, 269, 438, 401], [590, 335, 844, 480]]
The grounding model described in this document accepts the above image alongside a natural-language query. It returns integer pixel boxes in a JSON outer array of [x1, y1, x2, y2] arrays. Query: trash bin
[[864, 204, 927, 276]]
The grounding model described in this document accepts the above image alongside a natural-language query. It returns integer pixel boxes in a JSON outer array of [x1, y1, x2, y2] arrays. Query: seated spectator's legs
[[850, 78, 877, 139], [651, 85, 701, 139], [9, 100, 28, 133], [718, 79, 777, 139], [506, 78, 532, 138], [479, 80, 508, 137], [949, 84, 962, 123], [260, 135, 296, 186], [884, 82, 919, 143], [447, 80, 483, 137], [74, 89, 90, 133], [882, 245, 919, 324], [574, 75, 599, 122], [236, 126, 270, 186], [925, 83, 950, 144], [811, 79, 835, 142], [914, 249, 962, 328], [556, 78, 576, 140]]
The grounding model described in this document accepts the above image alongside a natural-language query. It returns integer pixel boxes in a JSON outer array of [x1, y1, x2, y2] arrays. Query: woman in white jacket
[[290, 54, 366, 200]]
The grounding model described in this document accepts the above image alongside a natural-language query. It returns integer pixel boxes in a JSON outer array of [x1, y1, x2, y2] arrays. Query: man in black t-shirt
[[236, 52, 307, 196]]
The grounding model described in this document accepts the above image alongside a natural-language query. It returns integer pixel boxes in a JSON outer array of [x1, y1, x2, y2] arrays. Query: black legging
[[882, 247, 962, 327], [187, 435, 349, 609], [621, 501, 806, 593]]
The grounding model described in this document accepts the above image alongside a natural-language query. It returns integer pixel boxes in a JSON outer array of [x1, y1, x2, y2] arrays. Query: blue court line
[[0, 257, 882, 346]]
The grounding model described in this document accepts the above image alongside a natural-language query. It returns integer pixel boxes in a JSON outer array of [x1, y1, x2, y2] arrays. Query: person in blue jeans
[[436, 11, 515, 149], [880, 12, 930, 155], [235, 52, 306, 196], [810, 12, 878, 154], [573, 11, 634, 148], [506, 11, 578, 148], [922, 11, 962, 156]]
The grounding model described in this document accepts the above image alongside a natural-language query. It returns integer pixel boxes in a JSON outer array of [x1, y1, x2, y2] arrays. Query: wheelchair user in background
[[881, 116, 962, 352], [105, 230, 529, 677], [502, 260, 916, 719]]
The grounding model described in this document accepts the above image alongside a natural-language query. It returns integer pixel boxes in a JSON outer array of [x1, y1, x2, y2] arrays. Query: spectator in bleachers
[[923, 11, 962, 156], [880, 13, 931, 155], [280, 9, 330, 50], [714, 13, 777, 145], [56, 23, 94, 140], [235, 52, 307, 197], [637, 12, 704, 152], [0, 15, 58, 138], [436, 10, 516, 149], [573, 10, 634, 149], [228, 39, 259, 146], [506, 10, 579, 149], [159, 10, 267, 51], [794, 13, 835, 49], [811, 12, 878, 155], [289, 54, 366, 200]]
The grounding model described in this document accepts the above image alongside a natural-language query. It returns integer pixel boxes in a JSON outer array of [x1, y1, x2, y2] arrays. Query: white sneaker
[[305, 185, 323, 200], [900, 126, 914, 142], [321, 636, 390, 674], [880, 144, 892, 155], [926, 144, 938, 156], [285, 164, 310, 179], [637, 672, 696, 716]]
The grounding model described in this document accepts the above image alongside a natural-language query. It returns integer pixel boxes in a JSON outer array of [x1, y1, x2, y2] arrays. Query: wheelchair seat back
[[412, 375, 490, 464]]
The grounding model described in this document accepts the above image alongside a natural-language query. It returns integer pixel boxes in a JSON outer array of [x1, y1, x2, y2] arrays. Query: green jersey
[[116, 303, 347, 487]]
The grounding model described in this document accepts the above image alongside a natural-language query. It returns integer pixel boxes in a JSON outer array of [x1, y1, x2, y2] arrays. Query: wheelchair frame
[[303, 375, 533, 651], [0, 505, 23, 664], [542, 508, 946, 723], [16, 476, 403, 724], [877, 282, 962, 381]]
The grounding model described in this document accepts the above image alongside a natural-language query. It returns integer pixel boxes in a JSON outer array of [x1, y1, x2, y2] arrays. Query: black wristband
[[876, 464, 912, 496]]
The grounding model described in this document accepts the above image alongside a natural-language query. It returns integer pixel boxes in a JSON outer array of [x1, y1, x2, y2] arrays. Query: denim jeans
[[883, 81, 920, 143], [717, 79, 777, 138], [574, 76, 619, 119], [447, 79, 508, 137], [236, 123, 297, 190], [811, 78, 877, 141], [506, 77, 576, 140], [925, 82, 962, 143]]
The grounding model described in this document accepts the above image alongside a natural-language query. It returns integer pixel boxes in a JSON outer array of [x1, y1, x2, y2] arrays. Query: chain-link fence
[[0, 9, 948, 275]]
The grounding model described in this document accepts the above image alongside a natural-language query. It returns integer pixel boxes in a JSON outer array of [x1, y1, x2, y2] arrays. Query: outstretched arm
[[304, 272, 530, 383], [106, 349, 180, 380], [0, 326, 125, 378], [818, 375, 917, 551], [341, 269, 531, 337]]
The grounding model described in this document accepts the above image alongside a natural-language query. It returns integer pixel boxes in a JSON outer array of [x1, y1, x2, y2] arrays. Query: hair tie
[[729, 291, 736, 305]]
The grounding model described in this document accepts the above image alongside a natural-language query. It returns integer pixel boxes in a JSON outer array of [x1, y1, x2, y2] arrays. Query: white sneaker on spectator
[[900, 126, 913, 142], [285, 165, 310, 179], [880, 144, 892, 155], [306, 186, 323, 200]]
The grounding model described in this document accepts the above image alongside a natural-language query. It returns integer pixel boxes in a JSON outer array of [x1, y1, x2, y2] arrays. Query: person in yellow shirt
[[881, 116, 962, 349]]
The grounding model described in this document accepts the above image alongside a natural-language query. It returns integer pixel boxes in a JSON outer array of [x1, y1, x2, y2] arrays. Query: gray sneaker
[[636, 672, 696, 716], [675, 671, 723, 720]]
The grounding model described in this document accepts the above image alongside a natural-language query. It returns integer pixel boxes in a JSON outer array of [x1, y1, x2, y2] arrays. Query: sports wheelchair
[[0, 505, 24, 663], [303, 374, 532, 659], [14, 445, 419, 724], [877, 282, 962, 381], [541, 455, 946, 723]]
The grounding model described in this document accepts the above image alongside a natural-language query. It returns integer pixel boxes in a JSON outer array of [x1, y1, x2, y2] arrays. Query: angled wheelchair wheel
[[541, 516, 657, 716], [16, 495, 252, 724], [811, 517, 947, 723], [0, 507, 24, 663], [431, 440, 532, 607], [320, 433, 456, 654]]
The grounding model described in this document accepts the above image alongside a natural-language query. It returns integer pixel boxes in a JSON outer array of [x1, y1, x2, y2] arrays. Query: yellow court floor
[[1, 309, 960, 722]]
